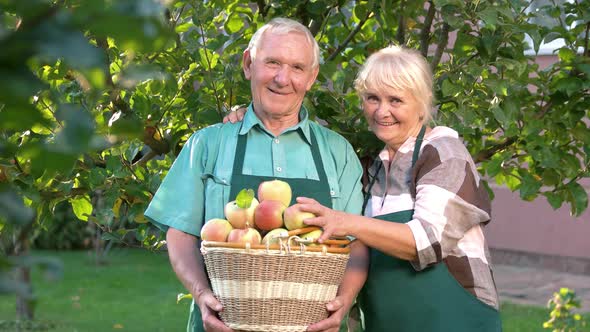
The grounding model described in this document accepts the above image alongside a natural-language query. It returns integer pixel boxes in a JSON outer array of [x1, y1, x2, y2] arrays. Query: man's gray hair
[[246, 17, 321, 68]]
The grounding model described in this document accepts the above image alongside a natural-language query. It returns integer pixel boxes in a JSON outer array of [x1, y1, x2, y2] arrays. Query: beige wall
[[486, 180, 590, 260]]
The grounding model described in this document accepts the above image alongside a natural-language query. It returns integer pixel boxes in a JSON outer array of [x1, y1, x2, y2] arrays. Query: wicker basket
[[201, 237, 350, 332]]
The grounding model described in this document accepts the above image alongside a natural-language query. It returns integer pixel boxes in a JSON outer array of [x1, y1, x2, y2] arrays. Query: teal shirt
[[145, 105, 363, 236]]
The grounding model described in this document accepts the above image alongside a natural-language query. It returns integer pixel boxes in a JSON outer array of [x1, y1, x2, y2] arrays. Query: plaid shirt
[[365, 126, 499, 309]]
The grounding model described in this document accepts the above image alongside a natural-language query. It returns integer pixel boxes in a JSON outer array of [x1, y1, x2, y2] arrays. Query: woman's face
[[362, 87, 424, 152]]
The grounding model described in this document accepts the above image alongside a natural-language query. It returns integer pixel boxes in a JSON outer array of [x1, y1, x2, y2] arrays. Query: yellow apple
[[299, 229, 323, 246], [224, 197, 259, 229], [283, 205, 316, 230], [261, 228, 288, 245], [257, 179, 292, 206]]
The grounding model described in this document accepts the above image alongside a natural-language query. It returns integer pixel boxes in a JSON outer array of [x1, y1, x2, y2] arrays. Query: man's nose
[[273, 65, 290, 86]]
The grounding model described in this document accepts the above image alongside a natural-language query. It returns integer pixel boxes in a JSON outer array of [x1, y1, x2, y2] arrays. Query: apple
[[261, 228, 288, 245], [227, 227, 261, 245], [258, 179, 292, 206], [200, 218, 233, 242], [224, 197, 259, 229], [283, 205, 316, 230], [299, 229, 323, 246], [254, 200, 287, 231]]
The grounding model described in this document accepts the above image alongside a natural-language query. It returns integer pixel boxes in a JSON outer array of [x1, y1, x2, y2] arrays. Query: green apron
[[358, 126, 502, 332], [190, 126, 334, 332]]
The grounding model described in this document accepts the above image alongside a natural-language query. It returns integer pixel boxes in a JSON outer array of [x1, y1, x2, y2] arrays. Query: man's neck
[[254, 110, 301, 137]]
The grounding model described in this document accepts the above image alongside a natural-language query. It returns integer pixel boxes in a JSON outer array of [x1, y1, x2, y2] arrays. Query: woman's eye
[[389, 97, 401, 104], [366, 95, 378, 102]]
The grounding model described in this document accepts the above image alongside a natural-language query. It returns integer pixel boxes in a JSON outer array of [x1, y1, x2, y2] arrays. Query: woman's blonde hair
[[354, 45, 434, 122]]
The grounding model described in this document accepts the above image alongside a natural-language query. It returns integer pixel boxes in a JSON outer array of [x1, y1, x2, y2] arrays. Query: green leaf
[[175, 22, 193, 33], [519, 172, 542, 201], [545, 191, 563, 210], [53, 104, 95, 154], [70, 195, 93, 221], [177, 292, 193, 304], [0, 184, 34, 225], [478, 7, 498, 30], [554, 77, 583, 96], [565, 182, 588, 217], [557, 47, 576, 63], [224, 13, 244, 34], [235, 188, 254, 209], [0, 103, 51, 131]]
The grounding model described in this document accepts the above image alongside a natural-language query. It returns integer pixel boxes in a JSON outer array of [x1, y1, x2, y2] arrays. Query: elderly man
[[145, 17, 366, 332]]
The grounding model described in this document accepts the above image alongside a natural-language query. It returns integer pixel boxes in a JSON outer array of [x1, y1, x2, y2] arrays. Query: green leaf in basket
[[235, 188, 255, 208]]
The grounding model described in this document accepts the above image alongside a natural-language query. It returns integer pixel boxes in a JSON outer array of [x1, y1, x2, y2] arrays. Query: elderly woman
[[297, 46, 502, 331], [225, 45, 501, 331]]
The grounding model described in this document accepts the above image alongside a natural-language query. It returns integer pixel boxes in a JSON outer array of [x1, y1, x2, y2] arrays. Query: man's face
[[243, 31, 319, 120]]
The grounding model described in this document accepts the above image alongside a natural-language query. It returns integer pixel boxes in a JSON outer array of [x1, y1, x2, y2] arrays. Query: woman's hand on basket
[[295, 197, 351, 242], [195, 289, 234, 332], [306, 296, 349, 332], [222, 106, 246, 123]]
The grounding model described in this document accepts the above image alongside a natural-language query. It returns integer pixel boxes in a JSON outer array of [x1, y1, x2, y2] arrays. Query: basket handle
[[201, 241, 351, 254]]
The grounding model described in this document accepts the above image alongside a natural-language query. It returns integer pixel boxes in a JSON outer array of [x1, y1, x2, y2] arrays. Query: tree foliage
[[1, 0, 589, 310]]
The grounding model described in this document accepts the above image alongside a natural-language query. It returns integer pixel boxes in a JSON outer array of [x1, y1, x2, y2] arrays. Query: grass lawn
[[1, 248, 589, 331], [0, 248, 187, 332]]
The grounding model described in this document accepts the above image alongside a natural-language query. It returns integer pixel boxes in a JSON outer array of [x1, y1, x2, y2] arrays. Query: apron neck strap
[[232, 124, 329, 186], [362, 125, 426, 213]]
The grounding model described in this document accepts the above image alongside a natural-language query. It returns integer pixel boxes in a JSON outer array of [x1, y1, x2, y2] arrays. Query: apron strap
[[362, 125, 426, 213], [232, 125, 329, 187]]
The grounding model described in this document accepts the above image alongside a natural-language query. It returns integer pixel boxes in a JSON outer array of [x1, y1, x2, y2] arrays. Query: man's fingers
[[325, 298, 343, 312], [296, 196, 318, 204], [298, 203, 324, 216], [204, 296, 223, 312], [306, 317, 339, 332]]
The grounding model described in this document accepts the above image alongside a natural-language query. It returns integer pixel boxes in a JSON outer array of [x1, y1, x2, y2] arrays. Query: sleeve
[[406, 141, 491, 271], [144, 130, 210, 236], [338, 141, 364, 215]]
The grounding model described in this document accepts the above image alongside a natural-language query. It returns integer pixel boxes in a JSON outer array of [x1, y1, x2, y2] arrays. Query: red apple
[[227, 227, 261, 245], [200, 218, 233, 242], [258, 179, 292, 206], [283, 205, 316, 230], [254, 200, 287, 231], [224, 198, 259, 229], [261, 228, 288, 245]]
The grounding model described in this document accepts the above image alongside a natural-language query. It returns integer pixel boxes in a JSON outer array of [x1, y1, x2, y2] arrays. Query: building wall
[[486, 181, 590, 260]]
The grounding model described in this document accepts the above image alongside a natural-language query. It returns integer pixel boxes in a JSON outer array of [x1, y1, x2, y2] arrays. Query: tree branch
[[431, 22, 449, 69], [396, 0, 406, 45], [474, 137, 516, 163], [40, 188, 88, 200], [256, 0, 269, 19], [419, 1, 436, 57], [133, 150, 158, 167], [584, 22, 589, 58], [327, 10, 372, 62]]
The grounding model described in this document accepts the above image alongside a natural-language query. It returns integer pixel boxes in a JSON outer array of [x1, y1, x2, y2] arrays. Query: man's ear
[[242, 50, 252, 80], [306, 66, 320, 91]]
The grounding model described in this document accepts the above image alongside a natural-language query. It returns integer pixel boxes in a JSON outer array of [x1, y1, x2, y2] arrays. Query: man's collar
[[239, 103, 312, 145]]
